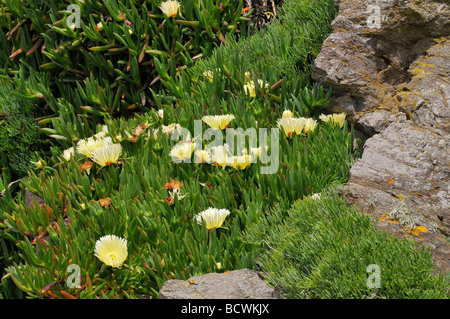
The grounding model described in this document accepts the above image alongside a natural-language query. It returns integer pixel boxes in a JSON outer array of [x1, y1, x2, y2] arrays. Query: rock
[[312, 0, 450, 274], [159, 269, 279, 299], [345, 121, 450, 273], [312, 0, 450, 124], [395, 39, 450, 132], [25, 188, 45, 207]]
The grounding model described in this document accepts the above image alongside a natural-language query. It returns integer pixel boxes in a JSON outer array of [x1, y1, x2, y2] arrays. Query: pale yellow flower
[[151, 123, 182, 139], [96, 21, 104, 31], [33, 160, 44, 169], [228, 154, 254, 170], [195, 150, 212, 164], [303, 118, 318, 134], [169, 188, 188, 201], [77, 136, 113, 158], [319, 113, 346, 128], [202, 114, 235, 130], [203, 70, 214, 82], [282, 110, 294, 118], [211, 144, 231, 168], [62, 147, 74, 161], [250, 145, 268, 158], [162, 123, 182, 135], [94, 235, 128, 268], [92, 125, 109, 140], [160, 0, 181, 18], [91, 143, 122, 167], [311, 193, 321, 200], [244, 71, 251, 82], [244, 79, 269, 98], [169, 141, 196, 163], [277, 117, 303, 137], [194, 208, 231, 230]]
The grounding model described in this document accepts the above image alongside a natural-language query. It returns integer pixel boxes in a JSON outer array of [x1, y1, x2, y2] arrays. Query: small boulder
[[159, 269, 279, 299]]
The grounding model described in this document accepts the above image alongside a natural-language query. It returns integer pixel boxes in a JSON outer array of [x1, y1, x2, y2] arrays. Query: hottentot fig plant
[[0, 0, 253, 133]]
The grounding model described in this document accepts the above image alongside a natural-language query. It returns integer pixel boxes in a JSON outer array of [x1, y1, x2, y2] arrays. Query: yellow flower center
[[108, 253, 117, 260]]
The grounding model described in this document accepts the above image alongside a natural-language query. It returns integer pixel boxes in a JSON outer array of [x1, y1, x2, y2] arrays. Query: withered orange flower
[[165, 196, 174, 205], [130, 123, 150, 142], [387, 178, 394, 184], [164, 180, 182, 190], [98, 197, 111, 207], [80, 161, 93, 173]]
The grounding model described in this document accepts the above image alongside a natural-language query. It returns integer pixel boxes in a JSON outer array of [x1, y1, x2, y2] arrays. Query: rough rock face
[[159, 269, 279, 299], [346, 122, 449, 273], [312, 0, 450, 127], [312, 0, 450, 274]]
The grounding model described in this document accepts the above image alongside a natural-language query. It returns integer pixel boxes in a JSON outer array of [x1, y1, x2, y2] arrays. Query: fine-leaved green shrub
[[244, 189, 449, 299], [0, 80, 42, 179]]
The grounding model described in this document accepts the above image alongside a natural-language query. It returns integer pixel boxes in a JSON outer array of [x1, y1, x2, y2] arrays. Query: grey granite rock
[[159, 269, 278, 299]]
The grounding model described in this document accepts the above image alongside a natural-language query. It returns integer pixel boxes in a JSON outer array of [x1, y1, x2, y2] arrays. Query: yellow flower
[[228, 154, 253, 170], [243, 79, 268, 98], [293, 117, 307, 135], [282, 110, 294, 118], [203, 70, 214, 82], [277, 117, 303, 137], [169, 141, 196, 163], [94, 235, 128, 268], [162, 123, 182, 135], [303, 118, 318, 135], [33, 160, 45, 169], [77, 136, 113, 158], [194, 208, 231, 230], [319, 113, 346, 128], [250, 145, 268, 159], [244, 71, 251, 82], [96, 21, 104, 31], [195, 150, 212, 164], [311, 193, 321, 200], [151, 123, 182, 139], [91, 143, 122, 167], [159, 0, 181, 18], [62, 147, 74, 161], [211, 144, 231, 168], [202, 114, 235, 130], [94, 125, 109, 139]]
